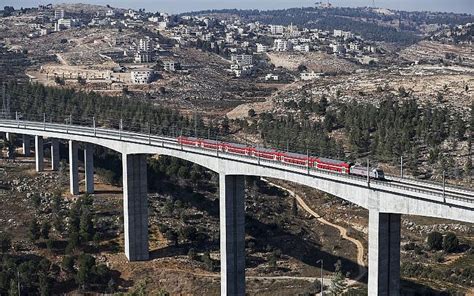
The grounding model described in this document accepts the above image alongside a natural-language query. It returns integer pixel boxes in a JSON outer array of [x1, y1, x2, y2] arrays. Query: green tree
[[427, 231, 443, 251], [201, 251, 214, 272], [107, 278, 117, 293], [40, 222, 51, 239], [179, 226, 197, 242], [165, 229, 178, 246], [29, 218, 41, 242], [442, 232, 459, 253], [79, 208, 95, 242], [188, 248, 197, 261], [157, 289, 170, 296], [0, 232, 11, 253], [66, 232, 80, 254], [46, 239, 54, 251], [9, 279, 18, 296], [329, 260, 347, 295], [76, 254, 95, 290], [32, 194, 41, 209], [38, 274, 51, 296], [62, 256, 75, 273]]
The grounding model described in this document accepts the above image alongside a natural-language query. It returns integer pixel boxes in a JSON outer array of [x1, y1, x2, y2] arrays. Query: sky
[[3, 0, 474, 14]]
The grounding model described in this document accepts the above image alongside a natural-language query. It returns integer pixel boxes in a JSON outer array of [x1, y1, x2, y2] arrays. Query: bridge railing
[[1, 113, 473, 205]]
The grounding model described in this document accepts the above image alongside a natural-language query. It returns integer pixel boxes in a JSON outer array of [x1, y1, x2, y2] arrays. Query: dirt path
[[55, 53, 69, 66], [151, 267, 330, 282], [262, 178, 367, 283]]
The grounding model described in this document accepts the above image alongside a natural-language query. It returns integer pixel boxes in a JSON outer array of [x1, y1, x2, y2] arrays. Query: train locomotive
[[178, 136, 385, 180]]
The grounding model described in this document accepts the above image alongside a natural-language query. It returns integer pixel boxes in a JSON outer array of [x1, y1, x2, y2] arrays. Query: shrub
[[188, 248, 197, 261], [427, 231, 443, 250], [443, 232, 459, 253], [62, 256, 75, 273], [29, 218, 41, 242]]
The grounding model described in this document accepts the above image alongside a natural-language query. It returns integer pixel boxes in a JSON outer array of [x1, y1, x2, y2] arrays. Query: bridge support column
[[368, 210, 401, 296], [122, 154, 149, 261], [35, 136, 44, 172], [69, 140, 79, 195], [22, 135, 31, 157], [84, 143, 94, 194], [219, 174, 245, 296], [51, 139, 60, 171], [5, 132, 11, 141]]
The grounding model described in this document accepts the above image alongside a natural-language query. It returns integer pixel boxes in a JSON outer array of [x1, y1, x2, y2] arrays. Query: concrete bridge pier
[[51, 139, 60, 171], [368, 210, 401, 296], [69, 140, 79, 195], [219, 174, 246, 296], [122, 154, 149, 261], [35, 136, 44, 172], [84, 143, 94, 194], [5, 132, 11, 141], [22, 135, 31, 157]]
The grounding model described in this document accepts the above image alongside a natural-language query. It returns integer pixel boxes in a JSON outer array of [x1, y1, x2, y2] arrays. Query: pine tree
[[29, 218, 41, 242], [329, 260, 347, 295]]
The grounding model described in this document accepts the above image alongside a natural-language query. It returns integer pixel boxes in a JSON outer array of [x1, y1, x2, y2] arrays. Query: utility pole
[[442, 170, 446, 203], [119, 118, 123, 139], [307, 149, 310, 174], [367, 158, 370, 185], [194, 111, 197, 137], [93, 116, 96, 136], [317, 259, 323, 295], [400, 156, 404, 178]]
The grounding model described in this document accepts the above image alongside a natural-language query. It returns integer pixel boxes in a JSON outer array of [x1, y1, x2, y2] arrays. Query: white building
[[163, 60, 180, 72], [294, 44, 310, 52], [232, 65, 253, 77], [256, 43, 270, 53], [334, 29, 354, 40], [301, 71, 322, 81], [348, 43, 360, 51], [131, 68, 154, 84], [270, 25, 285, 35], [134, 51, 153, 63], [138, 38, 152, 51], [265, 74, 279, 81], [106, 9, 115, 17], [273, 39, 292, 51], [55, 18, 73, 31], [231, 54, 253, 66], [158, 21, 168, 30], [329, 43, 344, 54], [39, 28, 51, 36], [54, 9, 65, 20]]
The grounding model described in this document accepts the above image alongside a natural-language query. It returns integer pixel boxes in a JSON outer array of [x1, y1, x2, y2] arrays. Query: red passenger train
[[177, 136, 384, 180]]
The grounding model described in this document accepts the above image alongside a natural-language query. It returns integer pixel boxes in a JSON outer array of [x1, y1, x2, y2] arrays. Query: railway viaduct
[[1, 119, 473, 296]]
